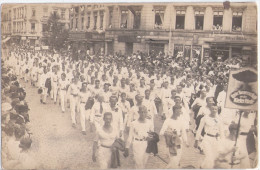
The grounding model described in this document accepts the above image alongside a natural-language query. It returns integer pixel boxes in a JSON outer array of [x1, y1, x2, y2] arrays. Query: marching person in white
[[79, 82, 92, 135], [194, 105, 224, 169], [92, 112, 118, 169], [58, 73, 69, 113], [160, 105, 189, 168], [143, 89, 157, 124], [118, 92, 131, 131], [39, 67, 49, 104], [68, 77, 80, 127], [51, 66, 59, 104], [125, 105, 154, 169]]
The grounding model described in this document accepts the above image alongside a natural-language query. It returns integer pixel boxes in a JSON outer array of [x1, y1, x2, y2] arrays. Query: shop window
[[232, 12, 243, 31], [100, 11, 104, 30], [195, 11, 204, 30], [213, 11, 223, 30], [154, 10, 164, 29], [174, 44, 184, 58], [121, 10, 128, 28], [175, 10, 185, 29], [133, 11, 141, 29], [150, 43, 164, 55], [93, 12, 98, 30], [81, 17, 84, 30]]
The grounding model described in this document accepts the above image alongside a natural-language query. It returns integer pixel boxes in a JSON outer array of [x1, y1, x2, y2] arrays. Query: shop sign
[[225, 67, 257, 110], [21, 37, 27, 40], [35, 47, 41, 50], [28, 36, 37, 40], [42, 46, 49, 50]]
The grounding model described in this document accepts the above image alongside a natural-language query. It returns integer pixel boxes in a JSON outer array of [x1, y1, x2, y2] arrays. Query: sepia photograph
[[1, 1, 258, 169]]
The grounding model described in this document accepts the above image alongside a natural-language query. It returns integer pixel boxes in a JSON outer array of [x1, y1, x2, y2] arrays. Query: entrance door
[[125, 42, 133, 55]]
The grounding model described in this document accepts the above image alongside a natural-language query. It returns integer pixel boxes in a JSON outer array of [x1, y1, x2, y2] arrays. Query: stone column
[[204, 6, 213, 31], [223, 8, 232, 32], [185, 6, 195, 30]]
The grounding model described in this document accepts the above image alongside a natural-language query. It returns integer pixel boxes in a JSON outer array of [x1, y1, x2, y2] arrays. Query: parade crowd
[[2, 45, 258, 169]]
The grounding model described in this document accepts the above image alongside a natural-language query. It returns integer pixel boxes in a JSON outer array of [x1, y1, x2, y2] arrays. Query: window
[[13, 22, 16, 33], [120, 10, 128, 28], [86, 13, 90, 29], [108, 9, 113, 28], [175, 10, 185, 29], [100, 11, 104, 30], [195, 11, 204, 30], [32, 9, 36, 17], [93, 12, 98, 30], [42, 7, 48, 17], [154, 10, 164, 29], [61, 9, 65, 19], [232, 12, 243, 31], [53, 10, 58, 17], [213, 11, 223, 30], [13, 9, 16, 19], [75, 7, 79, 14], [133, 10, 141, 29], [75, 18, 78, 29], [31, 23, 35, 32], [42, 24, 48, 32], [70, 19, 73, 29], [81, 17, 84, 30]]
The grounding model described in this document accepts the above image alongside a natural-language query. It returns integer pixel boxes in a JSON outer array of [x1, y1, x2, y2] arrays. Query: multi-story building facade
[[69, 2, 257, 63], [1, 4, 70, 46]]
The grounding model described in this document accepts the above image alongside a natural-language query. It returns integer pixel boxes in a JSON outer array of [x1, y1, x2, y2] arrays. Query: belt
[[81, 102, 86, 104], [134, 138, 147, 141], [240, 132, 248, 136], [61, 88, 67, 90], [95, 115, 102, 117], [71, 94, 78, 96], [100, 144, 111, 148], [206, 133, 219, 138]]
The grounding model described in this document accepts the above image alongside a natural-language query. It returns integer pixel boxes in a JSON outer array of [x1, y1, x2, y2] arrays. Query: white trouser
[[236, 135, 251, 168], [133, 140, 149, 169], [70, 95, 78, 124], [80, 103, 91, 131], [98, 145, 112, 169], [167, 145, 183, 168], [52, 83, 58, 102], [200, 135, 220, 169], [41, 87, 47, 102], [60, 90, 67, 112]]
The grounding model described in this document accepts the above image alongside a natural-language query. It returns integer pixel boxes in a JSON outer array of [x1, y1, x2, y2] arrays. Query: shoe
[[82, 131, 86, 135], [40, 99, 43, 103], [72, 123, 76, 128], [42, 102, 46, 104], [54, 102, 56, 104], [62, 111, 65, 113]]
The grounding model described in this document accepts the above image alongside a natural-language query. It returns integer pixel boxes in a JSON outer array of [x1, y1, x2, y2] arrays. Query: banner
[[35, 47, 41, 50], [42, 46, 49, 50], [225, 67, 258, 110]]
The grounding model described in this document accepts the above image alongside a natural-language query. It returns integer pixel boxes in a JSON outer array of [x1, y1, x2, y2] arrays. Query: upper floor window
[[32, 9, 36, 17], [121, 10, 128, 28], [81, 17, 84, 30], [75, 7, 79, 14], [43, 7, 48, 17], [133, 10, 141, 29], [232, 12, 243, 31], [100, 11, 104, 30], [31, 23, 35, 31], [176, 10, 185, 29], [86, 13, 91, 29], [13, 9, 16, 19], [154, 10, 164, 29], [75, 18, 78, 30], [61, 9, 66, 19], [93, 12, 98, 30], [213, 11, 223, 31], [195, 11, 204, 30], [108, 9, 113, 28]]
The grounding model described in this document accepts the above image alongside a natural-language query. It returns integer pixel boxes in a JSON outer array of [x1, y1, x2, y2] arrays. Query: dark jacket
[[110, 138, 125, 168], [146, 132, 159, 155], [164, 131, 181, 156]]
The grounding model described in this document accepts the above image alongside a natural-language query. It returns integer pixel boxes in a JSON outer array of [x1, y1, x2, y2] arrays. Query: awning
[[205, 40, 257, 46], [2, 37, 11, 43]]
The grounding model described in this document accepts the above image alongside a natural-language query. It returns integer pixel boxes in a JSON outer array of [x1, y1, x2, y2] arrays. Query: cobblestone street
[[23, 81, 204, 169]]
